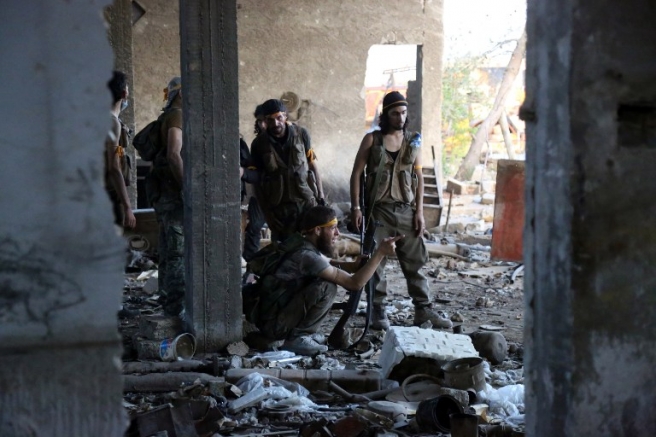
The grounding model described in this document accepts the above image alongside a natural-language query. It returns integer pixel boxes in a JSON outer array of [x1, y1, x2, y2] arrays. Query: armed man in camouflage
[[147, 77, 185, 316]]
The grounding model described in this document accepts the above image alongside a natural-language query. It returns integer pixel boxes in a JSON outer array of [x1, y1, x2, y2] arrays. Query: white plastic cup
[[159, 333, 196, 361]]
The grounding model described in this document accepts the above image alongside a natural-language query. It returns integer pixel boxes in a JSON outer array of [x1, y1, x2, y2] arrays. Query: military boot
[[371, 304, 390, 330], [414, 306, 453, 329]]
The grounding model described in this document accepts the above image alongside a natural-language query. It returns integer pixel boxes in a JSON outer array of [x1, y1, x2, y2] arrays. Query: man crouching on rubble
[[245, 206, 402, 356]]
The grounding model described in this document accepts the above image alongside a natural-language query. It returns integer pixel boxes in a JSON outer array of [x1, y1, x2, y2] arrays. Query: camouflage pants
[[260, 279, 337, 341], [371, 202, 430, 307], [156, 207, 185, 316]]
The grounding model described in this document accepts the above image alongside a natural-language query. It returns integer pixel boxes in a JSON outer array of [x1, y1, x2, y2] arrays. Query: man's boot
[[371, 304, 390, 330], [414, 306, 453, 329], [282, 335, 328, 356]]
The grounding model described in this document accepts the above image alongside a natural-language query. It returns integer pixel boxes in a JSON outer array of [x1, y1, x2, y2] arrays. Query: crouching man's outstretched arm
[[316, 235, 403, 292]]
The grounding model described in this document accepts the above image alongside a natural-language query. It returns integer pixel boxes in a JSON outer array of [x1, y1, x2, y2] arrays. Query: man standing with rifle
[[350, 91, 452, 330], [327, 172, 378, 348]]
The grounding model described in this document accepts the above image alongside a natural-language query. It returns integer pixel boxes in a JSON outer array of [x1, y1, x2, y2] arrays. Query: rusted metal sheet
[[491, 160, 525, 262]]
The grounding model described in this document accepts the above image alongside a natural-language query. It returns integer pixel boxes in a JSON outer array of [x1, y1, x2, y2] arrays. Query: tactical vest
[[253, 123, 316, 207], [365, 130, 421, 206]]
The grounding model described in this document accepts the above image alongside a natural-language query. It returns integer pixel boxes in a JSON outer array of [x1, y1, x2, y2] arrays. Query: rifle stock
[[328, 173, 378, 349]]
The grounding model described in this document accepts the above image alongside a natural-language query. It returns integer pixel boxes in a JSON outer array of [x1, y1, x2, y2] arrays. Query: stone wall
[[133, 0, 444, 201], [524, 0, 656, 435], [1, 1, 126, 434]]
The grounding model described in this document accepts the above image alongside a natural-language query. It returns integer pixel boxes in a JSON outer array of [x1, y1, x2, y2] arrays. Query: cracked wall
[[133, 0, 444, 201], [525, 0, 656, 435]]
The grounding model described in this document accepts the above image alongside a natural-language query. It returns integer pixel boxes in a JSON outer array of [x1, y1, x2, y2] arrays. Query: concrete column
[[106, 0, 138, 207], [0, 2, 125, 436], [524, 0, 656, 435], [179, 0, 242, 352], [421, 2, 444, 178]]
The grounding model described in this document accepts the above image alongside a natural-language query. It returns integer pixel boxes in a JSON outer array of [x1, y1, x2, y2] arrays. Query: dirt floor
[[118, 195, 526, 436], [321, 253, 524, 345]]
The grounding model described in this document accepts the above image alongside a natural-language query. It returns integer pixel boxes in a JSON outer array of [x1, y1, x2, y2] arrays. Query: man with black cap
[[349, 91, 452, 331], [245, 205, 402, 355], [147, 76, 185, 316], [250, 99, 325, 241]]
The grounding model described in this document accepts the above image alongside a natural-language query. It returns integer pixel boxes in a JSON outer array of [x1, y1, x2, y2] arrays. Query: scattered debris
[[119, 194, 526, 436]]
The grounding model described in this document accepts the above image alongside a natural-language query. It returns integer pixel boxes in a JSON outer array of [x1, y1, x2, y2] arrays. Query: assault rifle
[[328, 173, 379, 349]]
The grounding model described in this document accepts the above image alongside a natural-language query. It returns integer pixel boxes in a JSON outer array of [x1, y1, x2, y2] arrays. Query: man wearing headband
[[349, 91, 452, 331], [148, 76, 185, 316], [249, 206, 402, 355], [250, 99, 325, 241]]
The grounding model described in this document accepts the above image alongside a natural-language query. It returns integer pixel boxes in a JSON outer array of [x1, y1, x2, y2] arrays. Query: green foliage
[[441, 56, 485, 177]]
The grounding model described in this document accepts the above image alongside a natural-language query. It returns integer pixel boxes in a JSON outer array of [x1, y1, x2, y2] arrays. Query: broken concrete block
[[446, 178, 467, 195], [480, 207, 494, 223], [226, 341, 249, 357], [142, 276, 159, 294], [480, 193, 495, 205], [378, 327, 478, 382], [469, 331, 508, 364], [139, 315, 182, 340], [429, 222, 466, 234], [227, 387, 270, 413], [481, 180, 496, 193], [465, 220, 486, 232]]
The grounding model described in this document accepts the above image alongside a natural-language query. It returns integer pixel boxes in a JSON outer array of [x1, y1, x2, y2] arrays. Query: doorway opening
[[363, 44, 420, 132]]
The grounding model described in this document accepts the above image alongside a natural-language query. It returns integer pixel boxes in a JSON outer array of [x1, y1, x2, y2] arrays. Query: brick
[[377, 327, 478, 381]]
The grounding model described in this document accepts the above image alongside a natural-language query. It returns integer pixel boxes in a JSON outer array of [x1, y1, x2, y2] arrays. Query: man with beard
[[249, 206, 402, 355], [349, 91, 452, 331], [250, 99, 325, 242]]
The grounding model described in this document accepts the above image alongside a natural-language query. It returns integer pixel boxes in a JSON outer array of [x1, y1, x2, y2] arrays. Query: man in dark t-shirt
[[251, 206, 401, 355]]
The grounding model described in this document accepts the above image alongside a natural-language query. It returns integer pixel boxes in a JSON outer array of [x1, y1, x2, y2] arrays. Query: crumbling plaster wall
[[524, 0, 656, 435], [237, 1, 443, 200], [132, 0, 182, 132], [133, 0, 443, 201], [1, 1, 126, 435]]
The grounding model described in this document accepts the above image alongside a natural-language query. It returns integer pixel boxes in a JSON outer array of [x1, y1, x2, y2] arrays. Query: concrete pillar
[[0, 2, 125, 436], [179, 0, 242, 352], [421, 3, 444, 180], [106, 0, 138, 207], [524, 0, 656, 435]]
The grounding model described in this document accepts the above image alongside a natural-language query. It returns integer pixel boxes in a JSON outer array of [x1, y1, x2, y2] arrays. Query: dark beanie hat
[[382, 91, 408, 112], [254, 104, 265, 118], [261, 99, 287, 116]]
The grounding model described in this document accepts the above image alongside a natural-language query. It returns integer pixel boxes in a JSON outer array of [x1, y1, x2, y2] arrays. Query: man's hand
[[351, 209, 363, 232], [413, 210, 425, 237], [124, 208, 136, 229], [378, 235, 404, 257], [240, 167, 245, 178]]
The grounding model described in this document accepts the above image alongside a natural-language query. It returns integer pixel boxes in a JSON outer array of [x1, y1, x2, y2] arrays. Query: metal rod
[[444, 189, 454, 233]]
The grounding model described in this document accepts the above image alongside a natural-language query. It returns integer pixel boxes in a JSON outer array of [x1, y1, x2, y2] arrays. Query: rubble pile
[[119, 194, 525, 436]]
